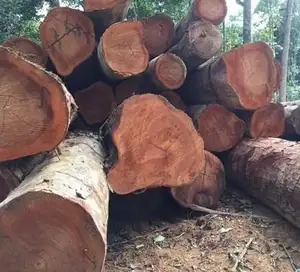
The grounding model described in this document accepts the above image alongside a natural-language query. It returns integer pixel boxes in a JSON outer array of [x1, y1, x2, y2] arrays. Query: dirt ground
[[105, 186, 300, 272]]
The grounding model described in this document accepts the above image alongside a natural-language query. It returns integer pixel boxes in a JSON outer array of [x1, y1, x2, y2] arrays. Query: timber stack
[[0, 0, 298, 270]]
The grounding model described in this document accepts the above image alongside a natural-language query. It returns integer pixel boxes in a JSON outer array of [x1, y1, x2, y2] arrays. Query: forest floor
[[105, 186, 300, 272]]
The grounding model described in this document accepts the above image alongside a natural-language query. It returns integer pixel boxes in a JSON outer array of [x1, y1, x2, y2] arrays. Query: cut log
[[169, 21, 222, 72], [3, 36, 47, 67], [40, 7, 96, 76], [0, 45, 77, 162], [115, 77, 141, 105], [100, 93, 205, 195], [281, 100, 300, 137], [147, 53, 187, 91], [225, 138, 300, 229], [234, 103, 285, 138], [171, 151, 225, 209], [74, 81, 116, 125], [98, 21, 149, 80], [180, 42, 278, 109], [174, 0, 227, 44], [141, 13, 175, 58], [188, 104, 245, 152], [84, 0, 131, 40], [160, 91, 186, 111], [0, 132, 109, 271]]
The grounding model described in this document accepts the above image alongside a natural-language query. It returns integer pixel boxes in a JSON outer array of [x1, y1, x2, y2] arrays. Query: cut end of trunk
[[74, 81, 116, 125], [193, 0, 227, 25], [98, 21, 149, 79], [3, 36, 47, 67], [250, 103, 285, 138], [141, 13, 175, 57], [171, 151, 225, 209], [149, 53, 187, 90], [0, 192, 106, 271], [40, 7, 96, 76], [223, 42, 277, 110], [190, 104, 245, 152], [84, 0, 128, 11], [160, 91, 186, 111], [0, 46, 76, 162], [103, 93, 205, 194], [115, 77, 141, 105]]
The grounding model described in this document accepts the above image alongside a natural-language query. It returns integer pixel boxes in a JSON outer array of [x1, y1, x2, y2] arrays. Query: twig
[[280, 244, 299, 271]]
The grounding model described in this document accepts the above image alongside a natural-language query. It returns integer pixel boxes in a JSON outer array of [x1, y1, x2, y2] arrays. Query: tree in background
[[236, 0, 252, 43]]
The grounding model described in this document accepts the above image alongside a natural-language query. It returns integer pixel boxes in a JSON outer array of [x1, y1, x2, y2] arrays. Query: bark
[[0, 132, 109, 271], [174, 0, 227, 44], [74, 81, 116, 125], [169, 20, 222, 72], [97, 21, 149, 80], [236, 0, 252, 43], [234, 103, 285, 138], [114, 77, 141, 105], [171, 151, 225, 209], [39, 7, 96, 76], [146, 53, 187, 91], [160, 91, 187, 111], [188, 104, 245, 152], [180, 42, 278, 110], [281, 100, 300, 137], [225, 138, 300, 229], [274, 59, 282, 91], [0, 46, 77, 162], [279, 0, 295, 102], [99, 93, 205, 195], [141, 13, 175, 58], [3, 36, 47, 67]]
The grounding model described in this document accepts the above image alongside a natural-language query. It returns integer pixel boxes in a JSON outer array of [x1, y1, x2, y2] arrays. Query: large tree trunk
[[237, 0, 252, 43], [188, 104, 245, 152], [234, 103, 285, 138], [171, 151, 225, 209], [168, 21, 222, 72], [0, 46, 77, 162], [281, 100, 300, 137], [97, 21, 149, 80], [40, 7, 96, 76], [225, 138, 300, 229], [0, 132, 109, 271], [279, 0, 295, 102], [180, 42, 278, 110], [99, 93, 205, 195]]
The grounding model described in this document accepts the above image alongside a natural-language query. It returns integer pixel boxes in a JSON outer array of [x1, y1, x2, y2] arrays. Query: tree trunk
[[160, 91, 187, 111], [174, 0, 227, 44], [171, 151, 225, 209], [0, 132, 109, 271], [40, 7, 96, 77], [3, 36, 47, 67], [281, 100, 300, 137], [141, 13, 175, 58], [225, 137, 300, 229], [74, 81, 116, 125], [0, 46, 77, 162], [279, 0, 295, 102], [180, 42, 278, 110], [99, 93, 205, 195], [236, 0, 252, 43], [146, 53, 187, 91], [188, 104, 245, 152], [169, 21, 222, 72], [234, 103, 285, 138], [114, 77, 141, 105], [97, 21, 149, 80]]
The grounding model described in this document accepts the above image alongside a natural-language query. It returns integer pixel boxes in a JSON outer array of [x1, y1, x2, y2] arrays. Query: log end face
[[195, 0, 228, 25]]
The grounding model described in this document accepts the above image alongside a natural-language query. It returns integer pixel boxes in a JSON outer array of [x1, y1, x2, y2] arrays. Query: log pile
[[0, 0, 298, 270]]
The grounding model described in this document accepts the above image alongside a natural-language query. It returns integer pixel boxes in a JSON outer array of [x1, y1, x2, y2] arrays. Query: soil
[[105, 186, 300, 272]]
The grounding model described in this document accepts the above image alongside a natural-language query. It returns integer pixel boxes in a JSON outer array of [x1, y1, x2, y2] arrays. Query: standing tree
[[237, 0, 252, 43]]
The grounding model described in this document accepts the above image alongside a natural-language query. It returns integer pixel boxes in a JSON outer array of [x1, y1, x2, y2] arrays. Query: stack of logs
[[0, 0, 300, 270]]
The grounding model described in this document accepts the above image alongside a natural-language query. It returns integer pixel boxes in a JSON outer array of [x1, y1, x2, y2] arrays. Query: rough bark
[[174, 0, 227, 44], [141, 13, 175, 58], [225, 137, 300, 229], [169, 20, 222, 72], [234, 103, 285, 138], [114, 77, 141, 105], [3, 36, 47, 67], [237, 0, 252, 43], [0, 132, 109, 272], [281, 100, 300, 137], [160, 91, 187, 111], [40, 7, 96, 76], [188, 104, 245, 152], [146, 53, 187, 91], [74, 81, 116, 125], [97, 21, 149, 80], [99, 93, 205, 195], [171, 151, 225, 209], [180, 42, 278, 110], [0, 46, 77, 162]]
